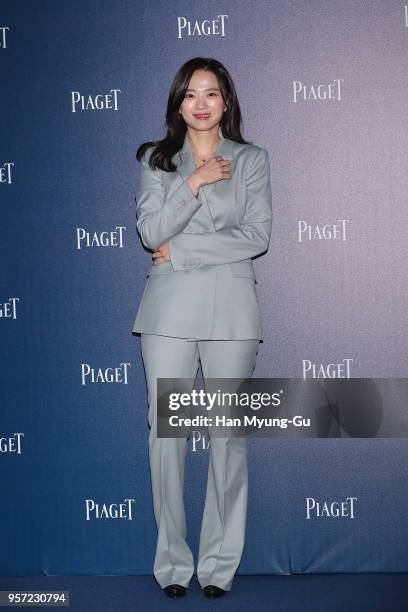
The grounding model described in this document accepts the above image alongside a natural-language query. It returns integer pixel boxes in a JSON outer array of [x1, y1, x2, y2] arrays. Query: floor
[[0, 574, 407, 611]]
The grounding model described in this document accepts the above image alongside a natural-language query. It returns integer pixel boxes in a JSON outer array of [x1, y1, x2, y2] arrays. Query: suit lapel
[[173, 127, 235, 222]]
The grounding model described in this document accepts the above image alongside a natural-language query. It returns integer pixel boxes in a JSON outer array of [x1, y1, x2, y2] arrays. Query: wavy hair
[[135, 57, 251, 172]]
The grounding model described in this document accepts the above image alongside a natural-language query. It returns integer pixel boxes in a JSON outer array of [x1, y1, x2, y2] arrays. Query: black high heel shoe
[[163, 584, 187, 598], [202, 584, 227, 598]]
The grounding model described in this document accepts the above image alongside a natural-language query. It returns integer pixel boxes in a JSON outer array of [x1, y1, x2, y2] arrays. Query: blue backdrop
[[1, 0, 408, 576]]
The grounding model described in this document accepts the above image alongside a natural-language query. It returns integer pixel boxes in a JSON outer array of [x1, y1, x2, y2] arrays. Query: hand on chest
[[161, 157, 246, 232]]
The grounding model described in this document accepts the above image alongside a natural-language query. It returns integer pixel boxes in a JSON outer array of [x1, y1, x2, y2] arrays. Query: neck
[[187, 126, 220, 156]]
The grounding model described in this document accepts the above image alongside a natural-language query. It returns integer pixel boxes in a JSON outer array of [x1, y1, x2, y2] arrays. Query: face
[[179, 69, 226, 132]]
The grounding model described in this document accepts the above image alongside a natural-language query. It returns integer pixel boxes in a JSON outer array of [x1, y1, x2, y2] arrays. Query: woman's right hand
[[187, 156, 231, 196]]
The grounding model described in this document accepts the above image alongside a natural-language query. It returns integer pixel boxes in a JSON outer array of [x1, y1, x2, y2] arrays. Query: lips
[[194, 113, 210, 119]]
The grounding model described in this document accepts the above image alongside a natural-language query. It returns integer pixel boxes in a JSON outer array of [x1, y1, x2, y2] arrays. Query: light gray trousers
[[140, 334, 260, 591]]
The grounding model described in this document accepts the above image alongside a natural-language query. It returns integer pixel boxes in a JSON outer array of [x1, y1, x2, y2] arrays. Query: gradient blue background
[[1, 0, 408, 575]]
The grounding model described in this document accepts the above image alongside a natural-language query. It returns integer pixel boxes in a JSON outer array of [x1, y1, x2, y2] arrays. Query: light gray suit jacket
[[132, 128, 272, 340]]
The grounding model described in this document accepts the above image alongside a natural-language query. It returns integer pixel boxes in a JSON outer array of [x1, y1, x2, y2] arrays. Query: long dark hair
[[136, 57, 251, 172]]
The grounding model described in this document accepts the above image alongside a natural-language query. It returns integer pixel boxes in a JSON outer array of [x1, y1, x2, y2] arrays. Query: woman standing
[[133, 57, 272, 599]]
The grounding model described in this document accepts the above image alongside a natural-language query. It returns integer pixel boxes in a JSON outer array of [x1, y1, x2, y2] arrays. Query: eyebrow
[[186, 87, 220, 92]]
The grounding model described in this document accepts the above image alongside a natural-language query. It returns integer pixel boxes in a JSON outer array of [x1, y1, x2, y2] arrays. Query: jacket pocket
[[229, 260, 256, 280]]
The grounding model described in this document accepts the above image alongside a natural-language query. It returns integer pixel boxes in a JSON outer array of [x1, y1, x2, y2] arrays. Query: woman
[[133, 57, 272, 599]]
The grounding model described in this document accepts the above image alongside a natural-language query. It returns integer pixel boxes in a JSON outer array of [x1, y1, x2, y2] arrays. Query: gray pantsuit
[[140, 334, 260, 590], [132, 128, 272, 590]]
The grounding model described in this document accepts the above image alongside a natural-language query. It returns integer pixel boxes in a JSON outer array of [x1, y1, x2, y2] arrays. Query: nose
[[195, 93, 208, 110]]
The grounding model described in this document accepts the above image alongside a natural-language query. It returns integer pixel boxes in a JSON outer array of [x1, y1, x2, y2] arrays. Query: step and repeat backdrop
[[2, 0, 408, 576]]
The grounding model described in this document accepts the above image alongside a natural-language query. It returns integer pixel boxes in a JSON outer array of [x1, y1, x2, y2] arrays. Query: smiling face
[[179, 69, 226, 132]]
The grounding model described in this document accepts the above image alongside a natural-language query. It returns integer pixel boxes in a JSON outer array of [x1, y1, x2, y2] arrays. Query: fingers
[[152, 251, 169, 265], [215, 156, 231, 179], [221, 162, 231, 178], [215, 156, 230, 167]]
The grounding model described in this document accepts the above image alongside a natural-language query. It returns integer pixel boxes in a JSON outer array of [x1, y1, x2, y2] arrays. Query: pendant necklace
[[193, 140, 220, 166]]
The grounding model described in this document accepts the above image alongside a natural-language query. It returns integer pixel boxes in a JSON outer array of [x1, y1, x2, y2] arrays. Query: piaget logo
[[80, 362, 131, 385], [0, 297, 20, 319], [306, 497, 357, 519], [71, 89, 121, 112], [1, 162, 14, 184], [302, 359, 353, 379], [0, 433, 24, 454], [76, 227, 126, 249], [292, 79, 344, 102], [297, 219, 350, 242], [177, 14, 228, 38], [0, 26, 9, 48], [190, 431, 211, 452], [85, 499, 135, 520]]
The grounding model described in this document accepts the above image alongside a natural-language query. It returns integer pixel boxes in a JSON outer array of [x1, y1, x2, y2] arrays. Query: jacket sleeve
[[135, 149, 203, 250], [168, 148, 272, 270]]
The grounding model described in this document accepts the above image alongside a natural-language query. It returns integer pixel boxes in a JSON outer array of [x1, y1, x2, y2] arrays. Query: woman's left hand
[[152, 242, 170, 265]]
